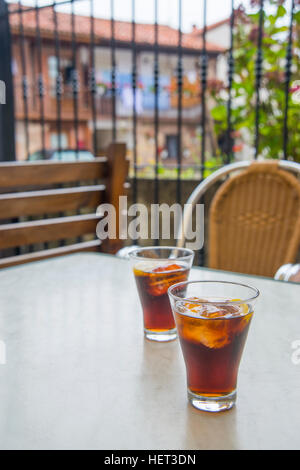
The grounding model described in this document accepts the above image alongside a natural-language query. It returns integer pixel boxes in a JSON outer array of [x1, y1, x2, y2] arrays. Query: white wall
[[206, 23, 231, 49]]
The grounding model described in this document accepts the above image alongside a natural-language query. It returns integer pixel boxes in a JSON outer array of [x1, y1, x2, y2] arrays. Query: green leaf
[[277, 5, 286, 18], [211, 105, 227, 121]]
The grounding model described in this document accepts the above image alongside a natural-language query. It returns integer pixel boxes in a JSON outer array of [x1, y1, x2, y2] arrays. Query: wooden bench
[[0, 143, 129, 269]]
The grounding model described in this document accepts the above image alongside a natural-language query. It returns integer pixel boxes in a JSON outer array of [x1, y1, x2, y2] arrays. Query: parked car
[[28, 149, 95, 162]]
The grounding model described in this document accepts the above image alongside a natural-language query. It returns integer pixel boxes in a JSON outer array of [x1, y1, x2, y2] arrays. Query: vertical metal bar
[[198, 0, 207, 267], [71, 0, 79, 158], [226, 0, 235, 164], [131, 0, 138, 206], [200, 0, 207, 180], [89, 0, 97, 155], [154, 0, 159, 203], [153, 0, 160, 245], [0, 0, 18, 256], [0, 0, 16, 162], [283, 0, 295, 161], [110, 0, 117, 143], [53, 0, 63, 154], [35, 1, 49, 251], [254, 0, 264, 160], [18, 0, 30, 160], [176, 0, 183, 205], [35, 0, 46, 158], [18, 2, 33, 252], [70, 0, 82, 244], [52, 1, 65, 247]]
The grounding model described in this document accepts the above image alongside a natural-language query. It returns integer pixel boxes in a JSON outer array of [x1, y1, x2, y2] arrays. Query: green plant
[[129, 155, 225, 181]]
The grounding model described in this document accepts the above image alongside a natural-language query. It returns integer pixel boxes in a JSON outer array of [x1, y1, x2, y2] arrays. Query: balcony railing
[[0, 0, 299, 216]]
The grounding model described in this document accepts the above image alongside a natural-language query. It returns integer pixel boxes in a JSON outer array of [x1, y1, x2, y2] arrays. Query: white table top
[[0, 253, 299, 450]]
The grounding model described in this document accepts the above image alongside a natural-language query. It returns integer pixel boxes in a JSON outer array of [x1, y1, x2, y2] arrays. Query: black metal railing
[[0, 0, 299, 260]]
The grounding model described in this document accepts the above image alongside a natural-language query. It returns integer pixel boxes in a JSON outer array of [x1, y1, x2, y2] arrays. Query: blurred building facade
[[9, 5, 226, 163]]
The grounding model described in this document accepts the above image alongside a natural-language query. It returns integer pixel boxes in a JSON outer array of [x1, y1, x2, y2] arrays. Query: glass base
[[144, 328, 177, 342], [188, 389, 236, 413]]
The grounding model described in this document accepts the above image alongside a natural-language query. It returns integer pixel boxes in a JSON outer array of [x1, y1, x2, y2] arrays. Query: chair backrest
[[209, 161, 300, 277], [0, 143, 129, 269], [177, 160, 300, 277]]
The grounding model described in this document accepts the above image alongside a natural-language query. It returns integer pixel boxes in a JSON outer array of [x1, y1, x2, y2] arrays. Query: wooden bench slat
[[0, 214, 102, 249], [0, 185, 105, 218], [0, 143, 128, 267], [0, 158, 108, 188], [0, 240, 102, 269]]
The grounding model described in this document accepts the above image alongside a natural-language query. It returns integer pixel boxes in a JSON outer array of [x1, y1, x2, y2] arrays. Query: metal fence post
[[0, 0, 15, 161]]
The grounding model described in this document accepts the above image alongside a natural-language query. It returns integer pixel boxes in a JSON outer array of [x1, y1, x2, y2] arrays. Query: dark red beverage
[[134, 263, 189, 334], [174, 300, 253, 397]]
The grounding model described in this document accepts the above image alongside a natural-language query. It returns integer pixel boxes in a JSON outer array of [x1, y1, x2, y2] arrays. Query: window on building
[[48, 56, 75, 96], [166, 135, 179, 159], [50, 133, 68, 150]]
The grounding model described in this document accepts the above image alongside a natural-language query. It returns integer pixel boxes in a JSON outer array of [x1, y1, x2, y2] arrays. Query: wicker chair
[[177, 160, 300, 278]]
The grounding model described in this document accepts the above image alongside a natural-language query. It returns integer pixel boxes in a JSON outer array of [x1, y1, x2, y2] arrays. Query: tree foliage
[[210, 0, 300, 162]]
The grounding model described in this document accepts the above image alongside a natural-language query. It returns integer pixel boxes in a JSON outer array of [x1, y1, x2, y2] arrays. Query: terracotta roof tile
[[190, 17, 230, 35], [8, 4, 225, 53]]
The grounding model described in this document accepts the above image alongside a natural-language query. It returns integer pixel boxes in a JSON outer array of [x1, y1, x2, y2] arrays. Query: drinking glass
[[130, 247, 194, 342], [168, 280, 259, 412]]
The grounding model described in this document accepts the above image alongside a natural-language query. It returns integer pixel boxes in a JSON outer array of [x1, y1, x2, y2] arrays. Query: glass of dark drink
[[130, 247, 194, 342], [168, 280, 259, 412]]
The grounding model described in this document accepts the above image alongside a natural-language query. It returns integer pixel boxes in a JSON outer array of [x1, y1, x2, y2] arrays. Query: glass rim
[[128, 246, 194, 262], [168, 280, 260, 305]]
